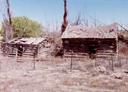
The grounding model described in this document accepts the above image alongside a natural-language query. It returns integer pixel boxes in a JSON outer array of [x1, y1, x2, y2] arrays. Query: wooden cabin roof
[[61, 23, 118, 39], [8, 37, 46, 46]]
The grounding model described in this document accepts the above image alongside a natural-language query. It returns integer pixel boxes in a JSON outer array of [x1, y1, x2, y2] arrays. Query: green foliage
[[0, 28, 3, 40], [0, 29, 2, 35], [1, 16, 43, 38], [0, 27, 4, 36], [12, 16, 43, 37]]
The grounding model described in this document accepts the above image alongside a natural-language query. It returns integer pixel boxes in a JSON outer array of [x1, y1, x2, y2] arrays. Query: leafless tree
[[0, 0, 13, 55], [61, 0, 68, 34], [6, 0, 12, 25], [72, 15, 81, 25], [2, 0, 13, 42]]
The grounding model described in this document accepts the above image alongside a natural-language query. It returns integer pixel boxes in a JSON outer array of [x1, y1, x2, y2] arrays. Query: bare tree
[[6, 0, 12, 25], [3, 0, 13, 42], [72, 15, 81, 25], [61, 0, 68, 34]]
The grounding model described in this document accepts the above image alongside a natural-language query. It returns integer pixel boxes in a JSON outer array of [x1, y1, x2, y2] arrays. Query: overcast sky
[[0, 0, 128, 27]]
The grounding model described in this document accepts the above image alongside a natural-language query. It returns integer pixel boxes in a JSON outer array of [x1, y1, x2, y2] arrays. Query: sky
[[0, 0, 128, 27]]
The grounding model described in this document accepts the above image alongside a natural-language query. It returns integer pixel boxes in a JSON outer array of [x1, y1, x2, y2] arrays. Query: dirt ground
[[0, 50, 128, 92]]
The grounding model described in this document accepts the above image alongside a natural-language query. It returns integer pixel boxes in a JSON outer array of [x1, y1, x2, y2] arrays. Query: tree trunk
[[61, 0, 68, 34], [3, 0, 13, 42]]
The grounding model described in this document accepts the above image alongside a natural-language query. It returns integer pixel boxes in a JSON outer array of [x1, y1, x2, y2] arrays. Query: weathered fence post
[[33, 56, 36, 70], [15, 48, 18, 62], [111, 55, 114, 71], [70, 51, 73, 72]]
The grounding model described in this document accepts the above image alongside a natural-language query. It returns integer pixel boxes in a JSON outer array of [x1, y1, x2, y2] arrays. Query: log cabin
[[61, 23, 118, 58]]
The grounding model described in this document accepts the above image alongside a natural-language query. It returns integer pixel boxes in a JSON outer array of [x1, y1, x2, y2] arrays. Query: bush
[[1, 16, 44, 38]]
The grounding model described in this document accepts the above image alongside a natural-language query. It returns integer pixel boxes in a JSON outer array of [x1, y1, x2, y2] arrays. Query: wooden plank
[[64, 54, 88, 58], [32, 38, 45, 45], [19, 38, 35, 44], [8, 38, 20, 43]]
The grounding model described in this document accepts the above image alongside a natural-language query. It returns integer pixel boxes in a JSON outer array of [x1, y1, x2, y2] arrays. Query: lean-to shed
[[2, 37, 47, 57]]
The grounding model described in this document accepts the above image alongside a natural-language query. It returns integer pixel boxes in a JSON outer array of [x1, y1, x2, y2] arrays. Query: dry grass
[[0, 45, 128, 92]]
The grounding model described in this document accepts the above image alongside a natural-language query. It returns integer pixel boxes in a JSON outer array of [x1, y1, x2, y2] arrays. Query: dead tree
[[61, 0, 68, 34], [72, 15, 81, 25], [3, 0, 13, 42], [6, 0, 12, 25], [0, 0, 13, 55]]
